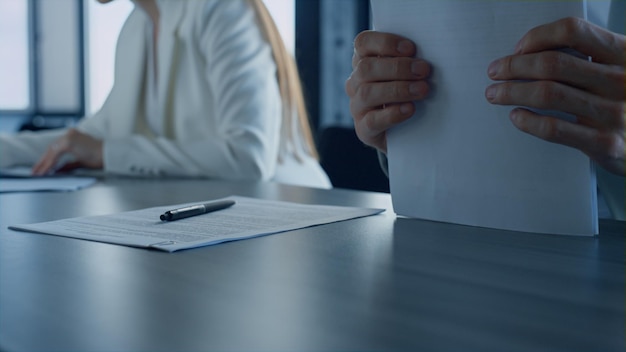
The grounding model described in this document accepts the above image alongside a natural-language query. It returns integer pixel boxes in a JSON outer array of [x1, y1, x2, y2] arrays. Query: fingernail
[[400, 103, 412, 114], [485, 86, 496, 101], [510, 109, 521, 123], [487, 60, 500, 78], [397, 40, 413, 55], [412, 61, 426, 78]]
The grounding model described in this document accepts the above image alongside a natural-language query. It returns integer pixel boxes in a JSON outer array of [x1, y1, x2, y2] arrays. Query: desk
[[0, 178, 623, 351]]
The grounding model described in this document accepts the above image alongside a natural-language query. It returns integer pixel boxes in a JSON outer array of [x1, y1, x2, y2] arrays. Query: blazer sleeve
[[101, 0, 282, 179], [0, 129, 67, 168]]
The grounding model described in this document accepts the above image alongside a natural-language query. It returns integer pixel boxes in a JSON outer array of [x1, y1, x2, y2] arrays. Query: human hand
[[346, 30, 431, 153], [32, 128, 104, 175], [486, 17, 625, 175]]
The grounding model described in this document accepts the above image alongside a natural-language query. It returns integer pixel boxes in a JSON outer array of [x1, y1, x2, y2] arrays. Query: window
[[0, 0, 30, 111], [0, 0, 83, 126], [37, 0, 82, 114], [86, 0, 133, 115], [264, 0, 295, 54], [1, 0, 296, 122]]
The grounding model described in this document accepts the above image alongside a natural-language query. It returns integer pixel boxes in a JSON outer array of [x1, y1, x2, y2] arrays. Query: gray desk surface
[[0, 178, 623, 351]]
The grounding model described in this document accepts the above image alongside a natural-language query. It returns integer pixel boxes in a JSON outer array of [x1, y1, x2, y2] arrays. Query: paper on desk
[[372, 0, 597, 235], [9, 196, 385, 252], [0, 167, 96, 193]]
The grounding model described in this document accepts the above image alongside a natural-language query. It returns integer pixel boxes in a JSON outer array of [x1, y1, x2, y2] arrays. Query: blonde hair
[[248, 0, 319, 161]]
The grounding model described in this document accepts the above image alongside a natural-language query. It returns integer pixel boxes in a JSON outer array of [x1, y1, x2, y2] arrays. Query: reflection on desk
[[0, 177, 623, 351]]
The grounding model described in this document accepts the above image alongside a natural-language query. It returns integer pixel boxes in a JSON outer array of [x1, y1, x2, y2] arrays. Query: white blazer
[[0, 0, 331, 189]]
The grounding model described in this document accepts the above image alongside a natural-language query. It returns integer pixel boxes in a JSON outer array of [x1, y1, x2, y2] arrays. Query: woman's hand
[[346, 30, 431, 153], [486, 17, 625, 175], [32, 128, 104, 175]]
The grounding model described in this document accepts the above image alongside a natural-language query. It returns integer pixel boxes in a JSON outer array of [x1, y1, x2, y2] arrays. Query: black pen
[[159, 199, 235, 222]]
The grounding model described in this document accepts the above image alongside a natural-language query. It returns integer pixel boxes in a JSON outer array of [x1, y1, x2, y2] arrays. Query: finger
[[353, 31, 417, 65], [352, 50, 360, 71], [32, 143, 67, 175], [485, 80, 619, 128], [349, 57, 430, 95], [351, 80, 429, 118], [516, 17, 625, 65], [355, 103, 416, 152], [510, 108, 625, 174], [32, 151, 59, 176], [488, 51, 625, 101]]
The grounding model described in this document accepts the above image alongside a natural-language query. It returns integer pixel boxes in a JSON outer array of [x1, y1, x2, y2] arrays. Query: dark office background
[[296, 0, 389, 192]]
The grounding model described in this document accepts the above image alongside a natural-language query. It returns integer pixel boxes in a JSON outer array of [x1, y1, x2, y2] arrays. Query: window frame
[[0, 0, 85, 127]]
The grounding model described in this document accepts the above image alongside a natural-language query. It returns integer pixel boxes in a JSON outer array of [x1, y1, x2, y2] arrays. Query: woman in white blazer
[[0, 0, 332, 189]]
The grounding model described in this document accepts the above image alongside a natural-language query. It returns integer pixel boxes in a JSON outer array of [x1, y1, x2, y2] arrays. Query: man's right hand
[[345, 30, 431, 153]]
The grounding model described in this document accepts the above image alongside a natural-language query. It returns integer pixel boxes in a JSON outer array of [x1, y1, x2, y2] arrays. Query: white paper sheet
[[0, 167, 96, 193], [372, 0, 597, 235], [9, 196, 385, 252]]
